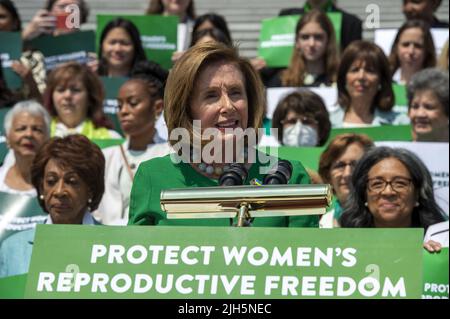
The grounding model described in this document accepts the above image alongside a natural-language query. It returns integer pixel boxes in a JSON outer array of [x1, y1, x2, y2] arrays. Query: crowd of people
[[0, 0, 448, 283]]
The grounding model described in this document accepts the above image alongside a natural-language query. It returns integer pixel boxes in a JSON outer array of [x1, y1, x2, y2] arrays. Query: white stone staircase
[[14, 0, 450, 58]]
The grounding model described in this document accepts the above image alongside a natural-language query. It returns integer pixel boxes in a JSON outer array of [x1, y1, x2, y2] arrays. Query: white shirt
[[0, 163, 37, 197], [424, 221, 449, 247], [94, 139, 172, 226]]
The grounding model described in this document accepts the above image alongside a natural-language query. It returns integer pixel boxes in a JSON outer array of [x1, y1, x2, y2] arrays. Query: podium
[[161, 184, 332, 227]]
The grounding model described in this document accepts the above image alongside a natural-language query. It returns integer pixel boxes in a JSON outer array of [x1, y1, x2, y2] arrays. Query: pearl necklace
[[197, 163, 230, 176], [192, 148, 249, 177]]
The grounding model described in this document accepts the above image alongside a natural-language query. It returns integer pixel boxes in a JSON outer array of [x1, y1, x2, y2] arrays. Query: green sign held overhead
[[258, 13, 342, 68], [25, 225, 423, 299], [29, 31, 96, 71], [97, 15, 178, 70], [100, 76, 128, 135], [0, 31, 22, 89]]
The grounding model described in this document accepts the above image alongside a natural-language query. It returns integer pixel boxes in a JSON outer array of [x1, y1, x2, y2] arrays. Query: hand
[[171, 51, 185, 64], [22, 9, 56, 40], [423, 240, 443, 253], [250, 57, 267, 71], [11, 61, 33, 80], [87, 52, 99, 73]]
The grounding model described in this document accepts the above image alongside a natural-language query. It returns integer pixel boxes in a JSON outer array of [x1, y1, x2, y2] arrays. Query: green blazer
[[129, 153, 319, 227]]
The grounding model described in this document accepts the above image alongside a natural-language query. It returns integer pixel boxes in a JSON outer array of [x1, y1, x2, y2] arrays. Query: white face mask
[[282, 120, 319, 147]]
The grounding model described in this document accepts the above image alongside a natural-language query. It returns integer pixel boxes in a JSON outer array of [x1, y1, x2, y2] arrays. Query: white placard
[[375, 28, 449, 57], [266, 87, 338, 120], [375, 141, 449, 217]]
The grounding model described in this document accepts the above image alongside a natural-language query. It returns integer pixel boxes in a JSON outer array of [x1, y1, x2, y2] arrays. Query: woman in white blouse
[[95, 61, 172, 225], [0, 100, 50, 196]]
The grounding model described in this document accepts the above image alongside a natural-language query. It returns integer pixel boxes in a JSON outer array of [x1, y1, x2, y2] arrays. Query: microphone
[[219, 163, 248, 186], [263, 160, 293, 185]]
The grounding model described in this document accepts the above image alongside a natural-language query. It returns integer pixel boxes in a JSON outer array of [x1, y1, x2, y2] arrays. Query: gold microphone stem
[[237, 203, 249, 227]]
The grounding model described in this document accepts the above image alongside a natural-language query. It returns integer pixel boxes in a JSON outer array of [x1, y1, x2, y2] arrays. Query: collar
[[304, 0, 334, 12]]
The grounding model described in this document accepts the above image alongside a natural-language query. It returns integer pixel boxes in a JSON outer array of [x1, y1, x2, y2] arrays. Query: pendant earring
[[87, 198, 93, 211], [39, 194, 44, 200]]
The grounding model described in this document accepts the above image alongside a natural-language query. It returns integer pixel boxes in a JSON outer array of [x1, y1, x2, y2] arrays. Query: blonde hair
[[164, 42, 265, 147]]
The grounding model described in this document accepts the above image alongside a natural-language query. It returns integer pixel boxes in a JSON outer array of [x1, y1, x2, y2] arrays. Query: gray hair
[[3, 100, 51, 136], [407, 68, 449, 117]]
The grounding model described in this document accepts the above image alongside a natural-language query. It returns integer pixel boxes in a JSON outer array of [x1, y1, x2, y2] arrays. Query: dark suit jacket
[[279, 4, 362, 52], [431, 16, 449, 28]]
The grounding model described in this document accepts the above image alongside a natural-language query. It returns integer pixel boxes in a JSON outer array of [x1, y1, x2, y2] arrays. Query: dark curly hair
[[31, 134, 105, 212]]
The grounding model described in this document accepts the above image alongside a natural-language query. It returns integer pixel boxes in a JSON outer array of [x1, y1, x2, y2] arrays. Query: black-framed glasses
[[367, 177, 413, 194]]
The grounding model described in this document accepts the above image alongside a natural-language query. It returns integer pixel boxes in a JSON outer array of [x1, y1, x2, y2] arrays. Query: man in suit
[[403, 0, 449, 28], [279, 0, 362, 52]]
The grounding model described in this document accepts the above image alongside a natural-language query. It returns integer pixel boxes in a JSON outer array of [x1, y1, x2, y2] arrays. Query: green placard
[[0, 31, 22, 89], [0, 274, 27, 299], [100, 76, 128, 135], [329, 125, 412, 142], [258, 13, 342, 68], [97, 15, 178, 70], [29, 30, 95, 71], [25, 225, 423, 299], [259, 146, 325, 171], [92, 138, 124, 149], [422, 248, 449, 299]]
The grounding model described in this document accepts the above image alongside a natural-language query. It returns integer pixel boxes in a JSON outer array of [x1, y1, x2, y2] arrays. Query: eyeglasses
[[331, 160, 358, 172], [367, 177, 413, 194], [281, 116, 318, 127]]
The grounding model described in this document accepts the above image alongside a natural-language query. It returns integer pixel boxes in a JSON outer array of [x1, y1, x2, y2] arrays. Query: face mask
[[282, 120, 319, 147]]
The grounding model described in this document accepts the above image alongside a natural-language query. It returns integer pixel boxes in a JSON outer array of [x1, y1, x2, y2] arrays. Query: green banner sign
[[329, 125, 413, 142], [97, 15, 178, 70], [422, 248, 448, 299], [0, 31, 22, 89], [258, 13, 342, 68], [259, 125, 412, 172], [29, 31, 96, 71], [100, 76, 128, 135], [0, 274, 27, 299], [25, 225, 422, 299]]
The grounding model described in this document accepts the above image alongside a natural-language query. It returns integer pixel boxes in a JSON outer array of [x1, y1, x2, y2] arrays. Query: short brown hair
[[337, 41, 394, 112], [388, 20, 436, 75], [318, 133, 374, 184], [146, 0, 196, 20], [272, 91, 331, 146], [43, 62, 112, 129], [164, 42, 265, 147], [281, 9, 339, 87], [31, 134, 105, 212]]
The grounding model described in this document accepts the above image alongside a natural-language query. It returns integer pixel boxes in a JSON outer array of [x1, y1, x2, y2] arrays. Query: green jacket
[[129, 153, 319, 227]]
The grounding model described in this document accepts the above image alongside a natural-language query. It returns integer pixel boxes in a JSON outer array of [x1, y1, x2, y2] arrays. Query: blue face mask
[[282, 120, 319, 147]]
